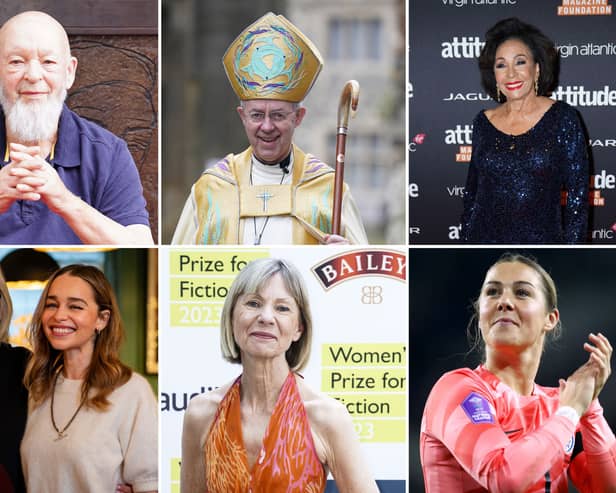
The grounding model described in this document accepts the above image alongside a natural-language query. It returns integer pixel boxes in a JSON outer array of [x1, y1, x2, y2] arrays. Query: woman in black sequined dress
[[461, 18, 589, 244]]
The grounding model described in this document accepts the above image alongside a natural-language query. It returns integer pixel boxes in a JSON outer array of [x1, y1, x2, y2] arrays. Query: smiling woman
[[460, 18, 589, 244], [474, 254, 560, 362], [21, 264, 158, 493], [181, 257, 379, 493], [420, 253, 616, 492]]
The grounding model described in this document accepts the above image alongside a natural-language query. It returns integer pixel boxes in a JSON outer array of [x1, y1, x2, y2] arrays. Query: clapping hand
[[584, 332, 612, 401], [559, 333, 613, 417]]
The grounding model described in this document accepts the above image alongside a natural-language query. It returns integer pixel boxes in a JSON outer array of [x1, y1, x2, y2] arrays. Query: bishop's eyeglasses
[[246, 110, 296, 124]]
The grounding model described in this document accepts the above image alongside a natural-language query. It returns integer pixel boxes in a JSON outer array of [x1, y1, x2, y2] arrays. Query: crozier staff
[[181, 258, 378, 492], [461, 18, 589, 244], [421, 253, 616, 492], [332, 80, 359, 236], [172, 12, 367, 245], [21, 265, 157, 492]]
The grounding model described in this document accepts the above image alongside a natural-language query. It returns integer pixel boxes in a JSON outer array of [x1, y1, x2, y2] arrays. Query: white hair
[[0, 85, 65, 143]]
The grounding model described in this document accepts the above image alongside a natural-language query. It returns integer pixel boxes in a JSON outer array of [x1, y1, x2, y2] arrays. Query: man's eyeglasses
[[246, 110, 296, 124]]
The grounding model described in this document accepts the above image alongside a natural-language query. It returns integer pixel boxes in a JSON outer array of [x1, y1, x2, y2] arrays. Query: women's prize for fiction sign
[[313, 251, 407, 444], [168, 250, 269, 328], [159, 247, 408, 493], [321, 342, 406, 442]]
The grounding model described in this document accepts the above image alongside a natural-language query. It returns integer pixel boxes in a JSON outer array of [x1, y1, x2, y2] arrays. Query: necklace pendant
[[509, 143, 515, 150], [51, 370, 86, 444]]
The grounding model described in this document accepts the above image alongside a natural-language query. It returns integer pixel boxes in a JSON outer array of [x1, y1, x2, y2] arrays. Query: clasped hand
[[0, 143, 69, 213], [559, 333, 612, 417]]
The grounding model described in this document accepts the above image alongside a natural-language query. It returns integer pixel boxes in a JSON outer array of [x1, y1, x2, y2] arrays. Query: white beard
[[0, 85, 66, 144]]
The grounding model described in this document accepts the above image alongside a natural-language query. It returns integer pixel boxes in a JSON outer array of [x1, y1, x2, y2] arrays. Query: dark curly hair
[[479, 18, 559, 102]]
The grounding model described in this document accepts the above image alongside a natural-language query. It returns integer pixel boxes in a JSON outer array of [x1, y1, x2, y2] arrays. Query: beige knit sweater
[[21, 372, 158, 492]]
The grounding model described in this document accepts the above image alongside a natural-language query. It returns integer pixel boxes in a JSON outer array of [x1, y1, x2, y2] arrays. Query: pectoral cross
[[256, 191, 273, 212]]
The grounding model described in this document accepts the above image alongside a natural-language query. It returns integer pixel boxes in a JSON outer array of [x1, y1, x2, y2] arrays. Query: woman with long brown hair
[[21, 264, 157, 493]]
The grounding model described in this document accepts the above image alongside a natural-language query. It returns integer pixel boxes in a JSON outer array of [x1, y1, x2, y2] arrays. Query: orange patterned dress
[[204, 372, 326, 493]]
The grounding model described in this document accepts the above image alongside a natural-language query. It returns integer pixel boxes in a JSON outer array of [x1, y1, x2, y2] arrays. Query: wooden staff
[[332, 80, 360, 235]]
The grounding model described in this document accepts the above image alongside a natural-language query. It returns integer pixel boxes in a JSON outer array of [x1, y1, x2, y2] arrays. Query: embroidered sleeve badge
[[461, 392, 495, 424]]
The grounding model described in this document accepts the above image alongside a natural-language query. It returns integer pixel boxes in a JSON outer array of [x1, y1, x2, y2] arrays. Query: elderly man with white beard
[[0, 11, 153, 244]]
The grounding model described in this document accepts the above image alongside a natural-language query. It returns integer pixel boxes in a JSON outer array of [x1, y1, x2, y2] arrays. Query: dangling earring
[[534, 76, 539, 96], [496, 84, 502, 102]]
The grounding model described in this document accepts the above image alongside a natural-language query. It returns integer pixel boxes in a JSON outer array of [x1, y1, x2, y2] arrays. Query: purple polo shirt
[[0, 105, 150, 244]]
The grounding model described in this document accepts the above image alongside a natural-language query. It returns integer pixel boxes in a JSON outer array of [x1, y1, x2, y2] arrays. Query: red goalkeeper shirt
[[420, 365, 616, 492]]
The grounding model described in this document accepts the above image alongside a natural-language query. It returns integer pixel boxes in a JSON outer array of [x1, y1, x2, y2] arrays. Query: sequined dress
[[461, 101, 588, 244]]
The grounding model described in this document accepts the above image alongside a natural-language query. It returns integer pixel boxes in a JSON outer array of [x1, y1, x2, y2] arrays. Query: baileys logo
[[312, 250, 406, 290]]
